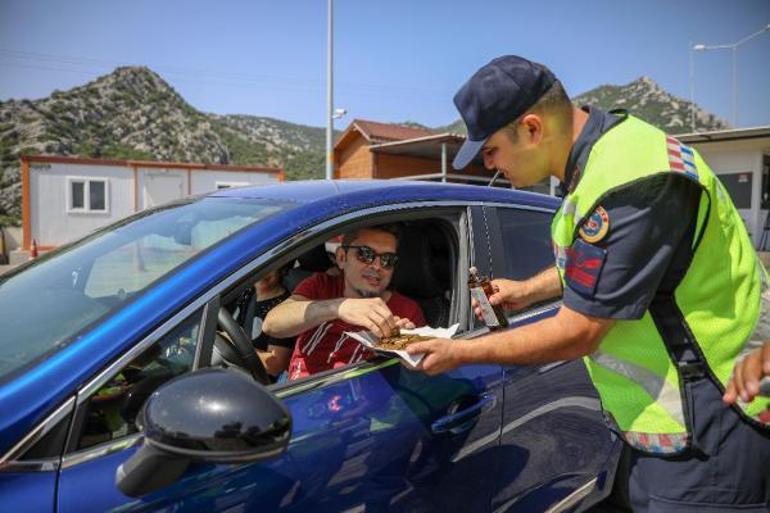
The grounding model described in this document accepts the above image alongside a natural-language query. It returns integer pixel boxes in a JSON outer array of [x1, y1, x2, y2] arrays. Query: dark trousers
[[590, 376, 770, 512]]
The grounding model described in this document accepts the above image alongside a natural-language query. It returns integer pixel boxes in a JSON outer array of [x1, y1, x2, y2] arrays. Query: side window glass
[[497, 208, 554, 281], [76, 310, 202, 450]]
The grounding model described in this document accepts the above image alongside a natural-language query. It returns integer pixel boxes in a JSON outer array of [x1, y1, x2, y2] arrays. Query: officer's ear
[[520, 114, 544, 145]]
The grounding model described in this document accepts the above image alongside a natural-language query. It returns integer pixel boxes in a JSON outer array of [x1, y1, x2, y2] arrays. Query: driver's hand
[[338, 297, 398, 338], [472, 278, 531, 321], [394, 316, 416, 330]]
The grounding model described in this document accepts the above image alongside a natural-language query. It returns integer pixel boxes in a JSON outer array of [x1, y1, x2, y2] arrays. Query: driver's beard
[[354, 287, 382, 299]]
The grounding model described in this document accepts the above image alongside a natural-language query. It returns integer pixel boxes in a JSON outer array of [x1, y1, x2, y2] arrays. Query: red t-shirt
[[287, 273, 425, 380]]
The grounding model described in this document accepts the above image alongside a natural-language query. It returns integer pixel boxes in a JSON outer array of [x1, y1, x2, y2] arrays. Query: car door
[[473, 205, 621, 513], [54, 204, 506, 513], [0, 401, 74, 513], [55, 306, 210, 513]]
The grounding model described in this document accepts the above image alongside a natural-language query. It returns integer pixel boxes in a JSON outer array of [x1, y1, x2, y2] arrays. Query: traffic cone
[[29, 238, 38, 260]]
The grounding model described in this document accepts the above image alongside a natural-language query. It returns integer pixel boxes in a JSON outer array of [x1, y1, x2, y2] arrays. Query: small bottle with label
[[468, 266, 509, 330]]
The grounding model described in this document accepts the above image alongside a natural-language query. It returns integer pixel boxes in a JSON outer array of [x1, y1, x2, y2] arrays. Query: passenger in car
[[238, 264, 296, 378], [262, 224, 425, 380]]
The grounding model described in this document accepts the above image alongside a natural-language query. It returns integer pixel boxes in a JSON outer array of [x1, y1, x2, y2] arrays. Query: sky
[[0, 1, 768, 130]]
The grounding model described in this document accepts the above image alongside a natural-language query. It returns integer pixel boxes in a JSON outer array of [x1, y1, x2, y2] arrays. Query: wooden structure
[[333, 119, 500, 184]]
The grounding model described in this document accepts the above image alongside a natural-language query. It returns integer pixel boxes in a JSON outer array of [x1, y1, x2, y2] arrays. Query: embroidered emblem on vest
[[666, 136, 698, 180], [579, 206, 610, 243]]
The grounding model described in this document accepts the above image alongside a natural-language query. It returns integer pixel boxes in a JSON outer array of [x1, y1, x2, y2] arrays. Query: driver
[[262, 224, 425, 380]]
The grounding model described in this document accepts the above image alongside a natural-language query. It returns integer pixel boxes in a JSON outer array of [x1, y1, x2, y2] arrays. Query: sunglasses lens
[[356, 246, 375, 264], [347, 245, 398, 269], [380, 254, 398, 269]]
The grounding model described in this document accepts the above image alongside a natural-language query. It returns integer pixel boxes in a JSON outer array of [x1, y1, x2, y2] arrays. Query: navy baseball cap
[[452, 55, 556, 170]]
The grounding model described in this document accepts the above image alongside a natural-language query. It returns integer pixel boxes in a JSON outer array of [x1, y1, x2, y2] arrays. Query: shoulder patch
[[579, 206, 610, 243], [565, 239, 607, 297]]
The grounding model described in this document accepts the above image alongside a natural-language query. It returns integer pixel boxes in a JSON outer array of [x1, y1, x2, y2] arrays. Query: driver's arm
[[262, 294, 344, 338], [263, 293, 401, 339]]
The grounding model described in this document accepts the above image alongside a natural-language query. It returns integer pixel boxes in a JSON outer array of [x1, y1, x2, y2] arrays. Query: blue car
[[0, 180, 620, 512]]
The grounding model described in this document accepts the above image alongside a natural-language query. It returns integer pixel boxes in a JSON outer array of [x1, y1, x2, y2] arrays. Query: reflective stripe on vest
[[589, 350, 685, 427]]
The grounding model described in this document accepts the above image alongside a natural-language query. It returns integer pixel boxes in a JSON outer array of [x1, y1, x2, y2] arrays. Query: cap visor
[[453, 138, 486, 170]]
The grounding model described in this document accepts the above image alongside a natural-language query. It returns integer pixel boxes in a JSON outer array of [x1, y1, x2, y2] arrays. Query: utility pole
[[325, 0, 334, 180], [689, 40, 696, 132]]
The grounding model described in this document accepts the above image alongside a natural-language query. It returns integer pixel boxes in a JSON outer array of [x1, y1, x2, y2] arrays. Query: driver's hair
[[341, 224, 402, 248]]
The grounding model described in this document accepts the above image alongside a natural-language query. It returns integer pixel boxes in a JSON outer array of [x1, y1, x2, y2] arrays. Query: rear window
[[497, 207, 554, 279], [0, 196, 294, 381]]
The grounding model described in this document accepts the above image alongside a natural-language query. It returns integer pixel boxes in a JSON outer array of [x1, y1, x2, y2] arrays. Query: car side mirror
[[115, 368, 291, 497]]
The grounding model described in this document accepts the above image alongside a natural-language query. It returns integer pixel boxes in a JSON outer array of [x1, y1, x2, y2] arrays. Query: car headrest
[[297, 244, 333, 273], [391, 227, 447, 299], [284, 244, 334, 294]]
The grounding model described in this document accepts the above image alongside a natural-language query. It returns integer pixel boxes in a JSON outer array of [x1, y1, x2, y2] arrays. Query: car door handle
[[431, 393, 497, 435]]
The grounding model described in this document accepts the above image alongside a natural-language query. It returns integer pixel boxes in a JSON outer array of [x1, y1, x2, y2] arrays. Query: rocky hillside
[[437, 76, 728, 135], [211, 113, 326, 182], [573, 76, 728, 133], [0, 68, 728, 224], [0, 66, 328, 223]]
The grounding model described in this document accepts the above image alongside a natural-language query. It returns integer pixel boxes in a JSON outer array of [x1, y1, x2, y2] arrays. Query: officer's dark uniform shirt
[[560, 107, 703, 319]]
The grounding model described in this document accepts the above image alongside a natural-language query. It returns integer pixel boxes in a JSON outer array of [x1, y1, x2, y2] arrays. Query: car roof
[[210, 179, 560, 211]]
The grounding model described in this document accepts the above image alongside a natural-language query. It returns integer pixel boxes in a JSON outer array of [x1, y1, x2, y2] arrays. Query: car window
[[83, 214, 257, 298], [75, 310, 203, 451], [497, 208, 554, 280], [229, 218, 458, 384], [0, 196, 294, 382], [81, 203, 280, 299]]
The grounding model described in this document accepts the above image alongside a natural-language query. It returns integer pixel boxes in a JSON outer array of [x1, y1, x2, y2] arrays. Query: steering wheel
[[216, 308, 271, 384]]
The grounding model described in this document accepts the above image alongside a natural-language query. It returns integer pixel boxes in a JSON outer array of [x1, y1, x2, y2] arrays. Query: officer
[[405, 55, 770, 511]]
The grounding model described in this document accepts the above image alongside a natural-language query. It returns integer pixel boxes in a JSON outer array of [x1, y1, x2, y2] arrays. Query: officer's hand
[[472, 278, 531, 321], [723, 342, 770, 405], [338, 298, 398, 338], [405, 338, 462, 376]]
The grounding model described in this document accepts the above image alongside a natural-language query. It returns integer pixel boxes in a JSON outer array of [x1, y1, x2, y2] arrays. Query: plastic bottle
[[468, 266, 509, 330]]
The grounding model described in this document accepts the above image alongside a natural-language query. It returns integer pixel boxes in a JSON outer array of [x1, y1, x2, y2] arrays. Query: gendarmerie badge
[[579, 206, 610, 243]]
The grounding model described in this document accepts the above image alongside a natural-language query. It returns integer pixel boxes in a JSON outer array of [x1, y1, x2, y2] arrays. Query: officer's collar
[[561, 106, 625, 196]]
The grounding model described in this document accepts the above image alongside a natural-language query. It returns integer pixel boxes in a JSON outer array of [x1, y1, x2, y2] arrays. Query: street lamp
[[691, 23, 770, 130]]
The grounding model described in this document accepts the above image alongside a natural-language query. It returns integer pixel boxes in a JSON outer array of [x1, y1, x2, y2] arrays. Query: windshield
[[0, 196, 294, 381]]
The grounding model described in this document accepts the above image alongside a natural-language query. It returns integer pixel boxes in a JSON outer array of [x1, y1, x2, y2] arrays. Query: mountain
[[0, 67, 329, 222], [436, 76, 728, 136], [0, 68, 729, 224], [434, 119, 466, 135], [573, 76, 728, 133]]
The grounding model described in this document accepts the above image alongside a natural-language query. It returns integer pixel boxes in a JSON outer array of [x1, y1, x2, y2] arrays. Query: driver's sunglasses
[[342, 245, 399, 270]]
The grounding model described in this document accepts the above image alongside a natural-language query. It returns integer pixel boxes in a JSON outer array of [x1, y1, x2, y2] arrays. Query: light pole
[[689, 40, 696, 131], [325, 0, 334, 180], [692, 23, 770, 129]]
